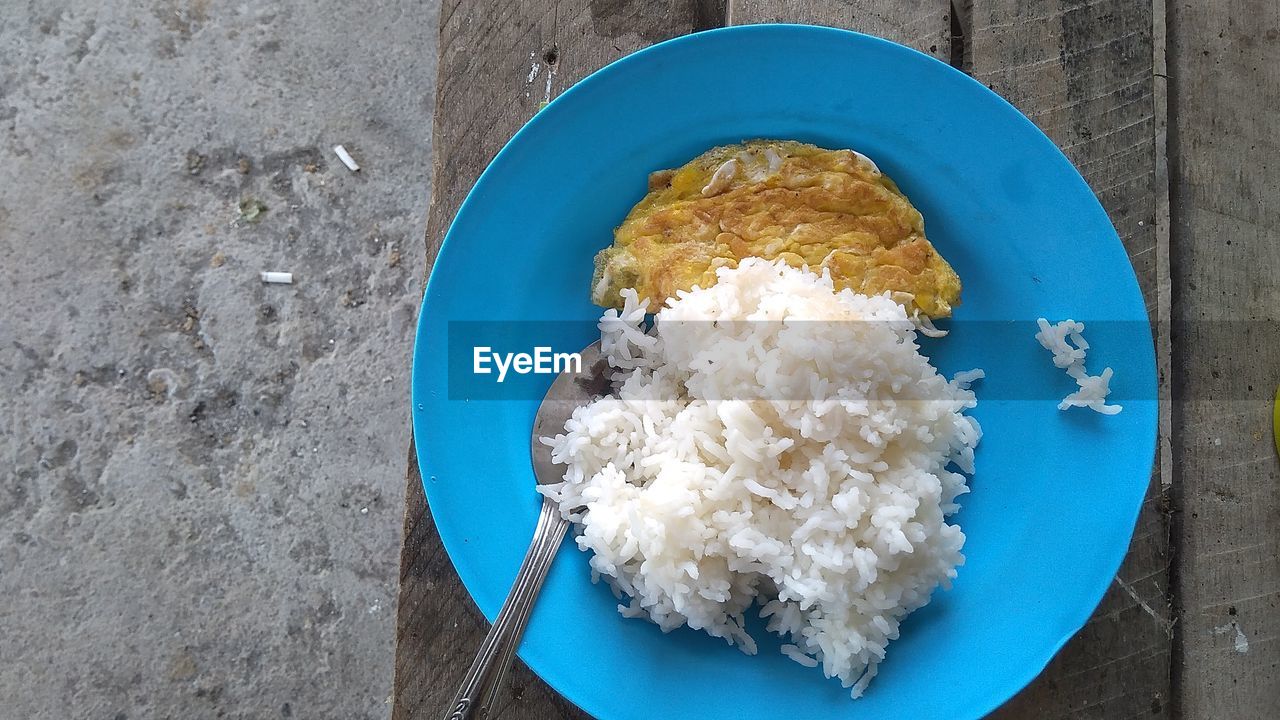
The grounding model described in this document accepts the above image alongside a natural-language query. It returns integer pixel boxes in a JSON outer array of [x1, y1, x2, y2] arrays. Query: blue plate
[[412, 25, 1156, 720]]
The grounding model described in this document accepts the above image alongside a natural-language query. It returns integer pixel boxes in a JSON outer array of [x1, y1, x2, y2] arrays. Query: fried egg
[[591, 140, 961, 318]]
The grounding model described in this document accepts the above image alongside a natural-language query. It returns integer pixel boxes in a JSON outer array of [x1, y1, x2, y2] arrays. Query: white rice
[[539, 258, 982, 698], [1034, 318, 1122, 414]]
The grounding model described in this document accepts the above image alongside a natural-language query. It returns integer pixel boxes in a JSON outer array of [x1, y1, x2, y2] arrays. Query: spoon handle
[[475, 500, 568, 717], [441, 499, 569, 720]]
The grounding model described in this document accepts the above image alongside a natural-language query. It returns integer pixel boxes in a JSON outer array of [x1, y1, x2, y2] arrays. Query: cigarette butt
[[333, 144, 360, 172]]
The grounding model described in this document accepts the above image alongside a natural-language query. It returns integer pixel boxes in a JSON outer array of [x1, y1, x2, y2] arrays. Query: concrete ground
[[0, 1, 438, 717]]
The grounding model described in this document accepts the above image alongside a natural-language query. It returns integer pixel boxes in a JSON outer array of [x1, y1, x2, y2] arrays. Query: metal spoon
[[441, 341, 610, 720]]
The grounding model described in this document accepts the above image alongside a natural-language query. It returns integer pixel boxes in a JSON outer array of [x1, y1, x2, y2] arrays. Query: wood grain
[[1168, 0, 1280, 716], [726, 0, 951, 61], [964, 2, 1171, 717], [394, 3, 724, 718]]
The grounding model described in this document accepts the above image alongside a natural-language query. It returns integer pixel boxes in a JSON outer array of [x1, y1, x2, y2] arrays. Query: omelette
[[591, 140, 961, 318]]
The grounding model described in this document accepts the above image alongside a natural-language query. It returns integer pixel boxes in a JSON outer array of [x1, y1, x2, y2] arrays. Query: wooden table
[[393, 1, 1279, 717]]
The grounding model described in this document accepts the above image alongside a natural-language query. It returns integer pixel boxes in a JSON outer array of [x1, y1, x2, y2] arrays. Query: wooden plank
[[393, 3, 725, 718], [962, 2, 1171, 718], [1169, 0, 1280, 716], [726, 0, 951, 61]]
